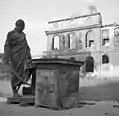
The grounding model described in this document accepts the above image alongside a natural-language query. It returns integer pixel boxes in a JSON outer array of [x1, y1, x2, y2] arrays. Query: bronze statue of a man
[[4, 19, 36, 97]]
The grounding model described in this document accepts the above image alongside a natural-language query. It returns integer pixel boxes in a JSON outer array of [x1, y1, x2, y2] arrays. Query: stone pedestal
[[32, 58, 84, 109]]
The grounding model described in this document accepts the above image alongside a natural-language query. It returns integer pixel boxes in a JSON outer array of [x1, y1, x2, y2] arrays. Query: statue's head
[[15, 19, 25, 32]]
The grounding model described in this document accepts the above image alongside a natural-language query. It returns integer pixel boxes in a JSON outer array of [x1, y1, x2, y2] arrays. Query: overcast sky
[[0, 0, 119, 56]]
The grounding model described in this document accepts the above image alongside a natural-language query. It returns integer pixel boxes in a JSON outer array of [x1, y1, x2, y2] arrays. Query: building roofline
[[102, 23, 119, 28], [45, 24, 102, 35], [48, 12, 101, 24], [45, 23, 119, 35]]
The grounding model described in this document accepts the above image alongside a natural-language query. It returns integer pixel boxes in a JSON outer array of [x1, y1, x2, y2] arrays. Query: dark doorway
[[85, 54, 94, 72], [102, 54, 109, 64]]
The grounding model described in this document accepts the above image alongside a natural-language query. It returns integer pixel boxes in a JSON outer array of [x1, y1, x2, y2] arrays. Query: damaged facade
[[44, 11, 119, 73]]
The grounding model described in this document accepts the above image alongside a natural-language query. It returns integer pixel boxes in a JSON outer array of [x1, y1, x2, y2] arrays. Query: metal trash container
[[32, 58, 84, 109]]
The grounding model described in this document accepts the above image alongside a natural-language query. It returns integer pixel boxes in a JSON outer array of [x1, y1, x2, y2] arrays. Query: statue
[[4, 19, 36, 97]]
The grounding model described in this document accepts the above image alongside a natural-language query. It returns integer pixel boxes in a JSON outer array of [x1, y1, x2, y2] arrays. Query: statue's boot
[[30, 68, 36, 96], [13, 93, 22, 97], [12, 86, 22, 97]]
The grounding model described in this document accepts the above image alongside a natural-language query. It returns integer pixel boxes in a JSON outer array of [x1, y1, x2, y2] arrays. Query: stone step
[[7, 95, 35, 104]]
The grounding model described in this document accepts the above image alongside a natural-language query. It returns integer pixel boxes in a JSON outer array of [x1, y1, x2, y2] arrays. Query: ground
[[0, 101, 119, 116], [1, 74, 119, 115]]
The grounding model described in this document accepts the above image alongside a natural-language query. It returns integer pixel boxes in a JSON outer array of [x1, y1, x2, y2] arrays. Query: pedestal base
[[7, 95, 35, 104]]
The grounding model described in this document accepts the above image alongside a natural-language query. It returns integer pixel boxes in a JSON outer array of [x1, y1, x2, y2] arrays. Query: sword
[[0, 63, 31, 87]]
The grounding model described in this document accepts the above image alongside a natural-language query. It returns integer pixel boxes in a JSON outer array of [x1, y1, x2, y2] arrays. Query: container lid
[[32, 58, 84, 66]]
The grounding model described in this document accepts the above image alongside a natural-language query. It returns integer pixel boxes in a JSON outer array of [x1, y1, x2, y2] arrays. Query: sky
[[0, 0, 119, 57]]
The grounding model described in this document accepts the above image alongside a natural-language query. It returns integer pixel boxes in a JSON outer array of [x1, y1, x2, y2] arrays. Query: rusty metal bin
[[32, 58, 84, 109]]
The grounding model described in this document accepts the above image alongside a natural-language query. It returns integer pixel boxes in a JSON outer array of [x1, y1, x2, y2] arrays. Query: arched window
[[68, 34, 70, 49], [68, 33, 75, 49], [85, 30, 94, 48], [52, 35, 60, 50], [114, 28, 119, 46], [102, 54, 109, 64], [70, 34, 73, 49], [75, 32, 83, 49]]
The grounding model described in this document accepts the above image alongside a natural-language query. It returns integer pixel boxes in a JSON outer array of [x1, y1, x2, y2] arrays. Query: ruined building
[[43, 11, 119, 73]]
